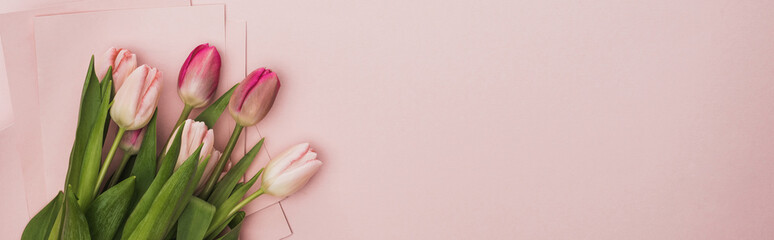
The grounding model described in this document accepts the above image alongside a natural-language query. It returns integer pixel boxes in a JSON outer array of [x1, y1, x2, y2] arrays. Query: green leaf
[[177, 197, 215, 240], [75, 87, 111, 207], [165, 154, 211, 236], [127, 146, 200, 240], [76, 78, 112, 208], [130, 111, 158, 199], [65, 56, 102, 193], [208, 138, 264, 207], [231, 182, 245, 196], [209, 169, 262, 236], [61, 188, 91, 240], [21, 192, 64, 240], [47, 206, 63, 240], [121, 127, 183, 240], [99, 66, 112, 95], [86, 177, 135, 240], [195, 84, 238, 128], [227, 212, 245, 229], [214, 211, 245, 240], [118, 155, 136, 183], [99, 67, 114, 143]]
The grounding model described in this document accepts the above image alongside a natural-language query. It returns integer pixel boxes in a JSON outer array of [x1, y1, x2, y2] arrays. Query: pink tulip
[[219, 160, 232, 181], [97, 47, 137, 90], [261, 143, 322, 197], [173, 119, 215, 168], [110, 65, 161, 130], [119, 128, 146, 155], [178, 44, 221, 108], [228, 68, 280, 126], [198, 150, 221, 189]]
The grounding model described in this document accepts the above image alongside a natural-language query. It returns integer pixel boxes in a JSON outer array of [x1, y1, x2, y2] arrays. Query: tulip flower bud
[[119, 128, 146, 155], [228, 68, 280, 126], [178, 44, 221, 108], [171, 119, 215, 169], [198, 150, 220, 189], [97, 47, 137, 90], [261, 143, 322, 197], [219, 160, 232, 181], [110, 65, 162, 130]]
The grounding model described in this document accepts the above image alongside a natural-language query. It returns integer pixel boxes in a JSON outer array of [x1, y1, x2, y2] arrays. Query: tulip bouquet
[[22, 44, 322, 240]]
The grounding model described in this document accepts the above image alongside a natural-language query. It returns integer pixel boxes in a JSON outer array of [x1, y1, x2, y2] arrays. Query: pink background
[[4, 0, 774, 239]]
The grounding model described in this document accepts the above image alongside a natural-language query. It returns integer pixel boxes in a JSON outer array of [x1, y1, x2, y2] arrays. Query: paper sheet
[[240, 203, 293, 239], [0, 39, 30, 239], [0, 128, 34, 238], [0, 36, 13, 130]]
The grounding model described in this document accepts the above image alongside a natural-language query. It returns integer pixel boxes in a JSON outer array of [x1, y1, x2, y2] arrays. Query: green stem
[[200, 124, 243, 198], [107, 153, 133, 188], [175, 104, 194, 128], [93, 127, 125, 195], [229, 188, 264, 217], [158, 104, 194, 169], [206, 188, 264, 238]]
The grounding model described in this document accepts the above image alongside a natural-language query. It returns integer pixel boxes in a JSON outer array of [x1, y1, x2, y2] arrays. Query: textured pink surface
[[224, 0, 774, 239]]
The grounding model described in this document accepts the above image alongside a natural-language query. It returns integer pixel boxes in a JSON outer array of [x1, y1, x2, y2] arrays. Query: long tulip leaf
[[121, 126, 183, 240], [99, 67, 113, 143], [213, 211, 245, 240], [164, 153, 210, 236], [207, 138, 263, 207], [195, 84, 238, 128], [99, 66, 112, 95], [127, 146, 200, 240], [76, 79, 112, 208], [65, 56, 102, 192], [86, 177, 135, 240], [21, 192, 64, 240], [177, 197, 215, 240], [209, 169, 261, 235], [130, 111, 158, 199], [61, 188, 91, 240]]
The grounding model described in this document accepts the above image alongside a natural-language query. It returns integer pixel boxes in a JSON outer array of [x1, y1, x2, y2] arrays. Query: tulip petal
[[178, 44, 209, 88], [113, 52, 137, 90], [132, 67, 161, 129], [227, 68, 280, 126], [283, 150, 317, 179], [262, 143, 310, 182], [200, 129, 215, 163], [263, 160, 322, 197], [237, 68, 266, 111], [178, 44, 220, 107], [111, 66, 146, 128], [96, 47, 118, 80], [198, 150, 220, 190]]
